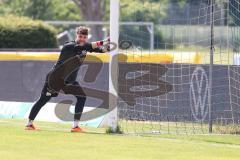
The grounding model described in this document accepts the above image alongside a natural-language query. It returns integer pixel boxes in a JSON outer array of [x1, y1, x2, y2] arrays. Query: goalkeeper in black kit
[[25, 26, 110, 132]]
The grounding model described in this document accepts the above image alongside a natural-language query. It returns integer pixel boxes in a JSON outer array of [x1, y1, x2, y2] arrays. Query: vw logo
[[190, 66, 209, 121]]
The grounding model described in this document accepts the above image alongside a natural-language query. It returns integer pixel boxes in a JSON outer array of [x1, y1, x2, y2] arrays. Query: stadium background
[[0, 0, 240, 134]]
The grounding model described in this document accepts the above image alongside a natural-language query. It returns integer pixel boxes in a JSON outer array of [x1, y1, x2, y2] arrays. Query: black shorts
[[41, 78, 59, 97], [41, 74, 84, 98]]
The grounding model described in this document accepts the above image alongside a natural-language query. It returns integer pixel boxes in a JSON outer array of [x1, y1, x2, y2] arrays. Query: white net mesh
[[117, 0, 240, 134]]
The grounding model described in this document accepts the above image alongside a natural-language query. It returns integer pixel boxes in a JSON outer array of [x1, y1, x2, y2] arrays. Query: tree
[[0, 0, 81, 20], [72, 0, 108, 41], [120, 0, 168, 23], [25, 0, 53, 19]]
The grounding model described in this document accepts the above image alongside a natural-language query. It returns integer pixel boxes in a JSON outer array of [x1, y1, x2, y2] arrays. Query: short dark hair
[[76, 26, 88, 35]]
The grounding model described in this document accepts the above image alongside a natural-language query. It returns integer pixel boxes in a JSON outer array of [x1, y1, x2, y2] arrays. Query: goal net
[[117, 0, 240, 134]]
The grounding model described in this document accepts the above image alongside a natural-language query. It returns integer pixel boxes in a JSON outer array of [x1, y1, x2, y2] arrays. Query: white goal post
[[103, 0, 119, 130]]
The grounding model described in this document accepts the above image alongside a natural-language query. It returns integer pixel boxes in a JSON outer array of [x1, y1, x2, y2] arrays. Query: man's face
[[76, 34, 88, 45]]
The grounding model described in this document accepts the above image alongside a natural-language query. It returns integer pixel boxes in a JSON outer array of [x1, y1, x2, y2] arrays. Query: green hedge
[[0, 15, 57, 48]]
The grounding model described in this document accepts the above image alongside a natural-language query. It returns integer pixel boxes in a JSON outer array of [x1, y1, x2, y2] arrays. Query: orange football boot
[[71, 126, 84, 133], [25, 124, 39, 131]]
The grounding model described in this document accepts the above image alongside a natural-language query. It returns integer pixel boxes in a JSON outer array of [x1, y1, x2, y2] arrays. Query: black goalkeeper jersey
[[52, 41, 100, 83]]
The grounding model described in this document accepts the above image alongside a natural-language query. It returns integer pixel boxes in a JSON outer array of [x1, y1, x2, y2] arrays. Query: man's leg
[[26, 77, 57, 129], [73, 82, 87, 127], [46, 80, 86, 132], [28, 94, 52, 121], [70, 95, 86, 132], [25, 94, 52, 130], [63, 81, 87, 126], [73, 95, 86, 126]]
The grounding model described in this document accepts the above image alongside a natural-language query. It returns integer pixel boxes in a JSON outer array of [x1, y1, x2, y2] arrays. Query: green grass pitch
[[0, 119, 240, 160]]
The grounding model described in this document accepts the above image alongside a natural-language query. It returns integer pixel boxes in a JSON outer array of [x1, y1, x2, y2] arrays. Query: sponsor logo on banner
[[190, 66, 209, 121]]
